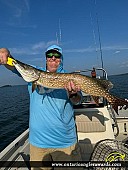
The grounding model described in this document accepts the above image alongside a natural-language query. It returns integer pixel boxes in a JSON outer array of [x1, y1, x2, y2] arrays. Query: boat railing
[[0, 128, 29, 161], [72, 67, 108, 80], [73, 67, 109, 108], [108, 104, 120, 138]]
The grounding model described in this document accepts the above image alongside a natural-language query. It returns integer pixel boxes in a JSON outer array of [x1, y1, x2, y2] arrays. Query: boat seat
[[75, 110, 106, 133], [75, 110, 106, 160]]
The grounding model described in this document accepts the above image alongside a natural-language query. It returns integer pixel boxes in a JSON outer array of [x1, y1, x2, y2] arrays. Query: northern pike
[[7, 57, 128, 114]]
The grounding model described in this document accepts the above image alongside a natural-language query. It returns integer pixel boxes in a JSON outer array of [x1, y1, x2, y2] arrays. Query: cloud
[[32, 42, 46, 50], [114, 50, 120, 54], [119, 61, 128, 68], [1, 0, 30, 17], [9, 40, 58, 55], [24, 0, 30, 12], [65, 46, 95, 53], [8, 41, 128, 60], [32, 40, 57, 50], [10, 47, 40, 55], [103, 45, 128, 51], [64, 45, 128, 53], [1, 0, 36, 28]]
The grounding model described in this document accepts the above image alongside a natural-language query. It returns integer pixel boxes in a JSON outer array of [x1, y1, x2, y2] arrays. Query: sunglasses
[[46, 52, 61, 59]]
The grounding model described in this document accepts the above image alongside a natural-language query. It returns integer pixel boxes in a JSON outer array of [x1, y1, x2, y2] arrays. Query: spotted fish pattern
[[12, 59, 128, 114]]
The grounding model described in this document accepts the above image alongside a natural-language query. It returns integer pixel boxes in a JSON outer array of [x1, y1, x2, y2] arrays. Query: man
[[91, 67, 96, 78], [0, 45, 83, 170]]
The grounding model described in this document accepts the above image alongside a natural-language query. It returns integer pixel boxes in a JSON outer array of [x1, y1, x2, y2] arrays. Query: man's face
[[46, 51, 61, 72]]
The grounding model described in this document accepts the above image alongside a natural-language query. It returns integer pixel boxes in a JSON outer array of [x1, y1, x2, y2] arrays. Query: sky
[[0, 0, 128, 86]]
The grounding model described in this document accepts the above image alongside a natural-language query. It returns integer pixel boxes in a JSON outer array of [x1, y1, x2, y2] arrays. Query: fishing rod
[[90, 12, 100, 67], [95, 9, 104, 69], [56, 18, 62, 45], [93, 0, 104, 73]]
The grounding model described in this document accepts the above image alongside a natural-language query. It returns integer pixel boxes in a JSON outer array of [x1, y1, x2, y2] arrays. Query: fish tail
[[108, 94, 128, 114]]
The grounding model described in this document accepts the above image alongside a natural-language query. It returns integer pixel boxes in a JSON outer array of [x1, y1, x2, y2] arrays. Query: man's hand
[[64, 80, 80, 95], [0, 48, 10, 65], [64, 80, 82, 104]]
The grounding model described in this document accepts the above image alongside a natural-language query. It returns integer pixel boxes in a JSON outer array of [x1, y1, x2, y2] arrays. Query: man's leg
[[51, 143, 84, 170], [30, 144, 53, 170]]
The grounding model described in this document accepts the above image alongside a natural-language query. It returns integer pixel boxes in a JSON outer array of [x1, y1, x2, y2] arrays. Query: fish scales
[[12, 59, 128, 114], [38, 72, 82, 89], [28, 69, 120, 100], [38, 72, 125, 111]]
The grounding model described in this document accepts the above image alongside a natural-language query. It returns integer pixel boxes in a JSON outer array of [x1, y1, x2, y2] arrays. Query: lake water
[[0, 85, 29, 152]]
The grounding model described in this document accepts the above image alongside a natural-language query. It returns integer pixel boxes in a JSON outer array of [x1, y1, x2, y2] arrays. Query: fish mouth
[[13, 60, 40, 82]]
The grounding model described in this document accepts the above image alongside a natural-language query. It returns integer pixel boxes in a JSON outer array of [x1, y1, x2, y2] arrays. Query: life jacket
[[91, 70, 96, 78]]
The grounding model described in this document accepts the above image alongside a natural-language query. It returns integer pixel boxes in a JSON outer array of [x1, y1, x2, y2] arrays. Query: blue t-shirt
[[12, 65, 77, 148], [27, 66, 77, 148], [28, 84, 77, 148]]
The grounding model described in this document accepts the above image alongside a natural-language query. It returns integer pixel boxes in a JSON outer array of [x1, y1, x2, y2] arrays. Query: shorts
[[30, 143, 84, 170]]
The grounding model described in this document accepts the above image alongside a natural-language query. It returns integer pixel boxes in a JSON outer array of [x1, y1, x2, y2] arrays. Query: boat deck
[[116, 133, 128, 142]]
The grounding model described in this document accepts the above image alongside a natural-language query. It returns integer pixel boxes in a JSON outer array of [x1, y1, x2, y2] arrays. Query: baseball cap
[[45, 45, 62, 56]]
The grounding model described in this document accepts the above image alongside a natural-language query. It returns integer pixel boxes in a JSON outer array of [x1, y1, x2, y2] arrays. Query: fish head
[[13, 60, 40, 82]]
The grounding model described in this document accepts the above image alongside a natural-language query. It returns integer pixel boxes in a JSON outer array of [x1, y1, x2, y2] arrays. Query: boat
[[0, 68, 128, 170]]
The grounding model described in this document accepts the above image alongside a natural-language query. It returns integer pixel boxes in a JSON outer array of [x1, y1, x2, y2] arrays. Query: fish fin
[[111, 103, 119, 115], [32, 82, 37, 92], [37, 85, 41, 92], [109, 95, 128, 115], [91, 96, 99, 106]]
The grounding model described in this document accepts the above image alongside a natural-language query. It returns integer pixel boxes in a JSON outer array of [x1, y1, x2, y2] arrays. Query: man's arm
[[0, 48, 22, 78]]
